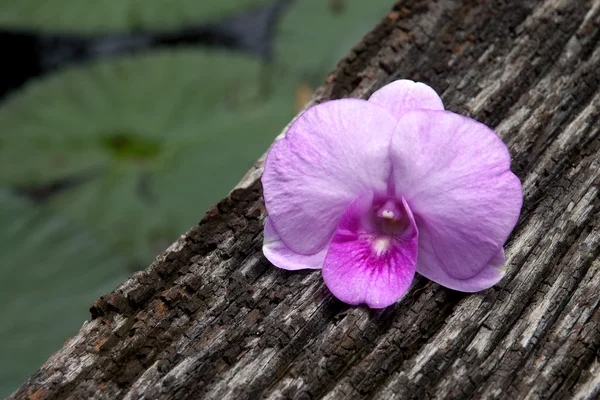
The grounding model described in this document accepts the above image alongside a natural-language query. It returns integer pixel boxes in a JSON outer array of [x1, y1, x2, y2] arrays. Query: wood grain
[[11, 0, 600, 399]]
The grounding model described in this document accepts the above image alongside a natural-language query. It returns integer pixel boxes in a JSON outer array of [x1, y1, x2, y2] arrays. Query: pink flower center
[[369, 197, 415, 256]]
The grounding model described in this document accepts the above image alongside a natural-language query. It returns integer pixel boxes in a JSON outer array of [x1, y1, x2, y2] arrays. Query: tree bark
[[12, 0, 600, 399]]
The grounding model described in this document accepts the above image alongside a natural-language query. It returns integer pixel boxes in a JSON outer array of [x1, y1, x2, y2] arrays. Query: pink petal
[[262, 99, 398, 254], [390, 110, 522, 284], [368, 80, 444, 118], [417, 222, 507, 291], [322, 192, 419, 308], [262, 219, 327, 270]]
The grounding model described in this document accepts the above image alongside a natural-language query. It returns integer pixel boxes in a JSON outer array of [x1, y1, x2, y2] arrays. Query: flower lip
[[322, 192, 419, 308]]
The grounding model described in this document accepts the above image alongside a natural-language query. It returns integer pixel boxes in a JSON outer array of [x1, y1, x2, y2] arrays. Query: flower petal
[[417, 221, 508, 291], [368, 80, 444, 118], [262, 99, 398, 254], [390, 110, 522, 282], [263, 218, 327, 270], [322, 192, 419, 308]]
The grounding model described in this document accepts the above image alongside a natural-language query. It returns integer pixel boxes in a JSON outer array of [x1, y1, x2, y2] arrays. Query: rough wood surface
[[12, 0, 600, 399]]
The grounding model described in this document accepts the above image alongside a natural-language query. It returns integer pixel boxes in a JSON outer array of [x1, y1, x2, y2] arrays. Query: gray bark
[[11, 0, 600, 399]]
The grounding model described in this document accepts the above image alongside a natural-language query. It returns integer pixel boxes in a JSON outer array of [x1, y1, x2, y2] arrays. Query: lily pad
[[0, 49, 294, 266], [0, 0, 270, 33], [0, 190, 129, 397], [275, 0, 393, 86]]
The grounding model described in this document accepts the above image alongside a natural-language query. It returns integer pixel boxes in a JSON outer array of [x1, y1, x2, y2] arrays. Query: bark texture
[[12, 0, 600, 399]]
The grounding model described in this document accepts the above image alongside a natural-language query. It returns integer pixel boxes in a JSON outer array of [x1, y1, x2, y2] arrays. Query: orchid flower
[[261, 80, 522, 308]]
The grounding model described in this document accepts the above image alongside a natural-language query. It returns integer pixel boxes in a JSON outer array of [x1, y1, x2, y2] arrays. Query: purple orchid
[[261, 80, 522, 308]]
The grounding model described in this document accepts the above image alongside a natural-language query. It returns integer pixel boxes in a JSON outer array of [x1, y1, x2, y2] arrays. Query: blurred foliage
[[0, 0, 393, 396], [0, 0, 271, 33], [0, 49, 294, 266], [275, 0, 392, 86], [0, 190, 129, 390]]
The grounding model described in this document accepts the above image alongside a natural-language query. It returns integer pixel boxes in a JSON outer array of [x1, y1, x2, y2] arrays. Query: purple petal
[[488, 249, 506, 267], [322, 192, 419, 308], [390, 110, 522, 284], [368, 80, 444, 118], [417, 222, 507, 291], [262, 99, 398, 254], [263, 219, 327, 270]]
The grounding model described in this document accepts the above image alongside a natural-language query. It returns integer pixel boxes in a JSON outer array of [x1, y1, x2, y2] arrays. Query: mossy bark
[[11, 0, 600, 399]]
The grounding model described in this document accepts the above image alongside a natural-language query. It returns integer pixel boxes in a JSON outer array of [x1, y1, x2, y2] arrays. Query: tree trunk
[[12, 0, 600, 399]]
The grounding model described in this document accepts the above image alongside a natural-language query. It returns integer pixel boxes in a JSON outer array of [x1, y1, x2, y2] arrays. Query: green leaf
[[0, 0, 270, 33], [0, 190, 129, 397], [0, 49, 294, 266], [274, 0, 393, 86]]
